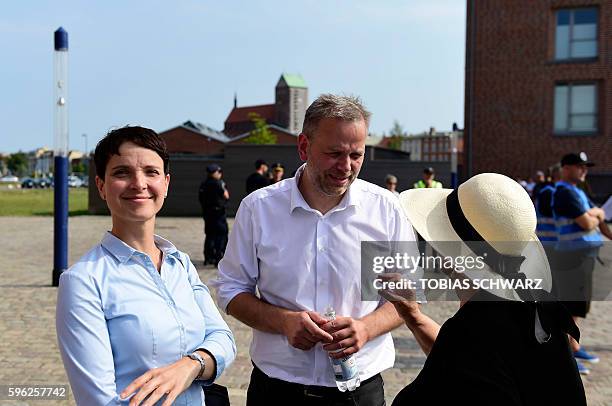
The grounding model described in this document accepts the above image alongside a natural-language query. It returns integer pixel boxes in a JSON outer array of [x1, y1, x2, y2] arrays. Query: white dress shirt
[[213, 164, 418, 387]]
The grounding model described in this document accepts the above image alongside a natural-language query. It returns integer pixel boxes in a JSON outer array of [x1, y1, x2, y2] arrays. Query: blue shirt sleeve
[[182, 253, 237, 385], [56, 271, 128, 406], [553, 187, 586, 219]]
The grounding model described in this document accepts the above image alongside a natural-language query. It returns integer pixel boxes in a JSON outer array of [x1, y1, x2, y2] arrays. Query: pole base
[[52, 268, 65, 287]]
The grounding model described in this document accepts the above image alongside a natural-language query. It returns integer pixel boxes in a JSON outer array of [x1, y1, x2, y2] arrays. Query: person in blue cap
[[552, 152, 611, 375], [199, 163, 230, 266]]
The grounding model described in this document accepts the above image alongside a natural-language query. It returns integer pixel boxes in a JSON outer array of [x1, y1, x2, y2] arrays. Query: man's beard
[[305, 161, 358, 197]]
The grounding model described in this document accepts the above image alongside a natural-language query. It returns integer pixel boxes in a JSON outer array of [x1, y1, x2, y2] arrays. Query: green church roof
[[280, 73, 307, 88]]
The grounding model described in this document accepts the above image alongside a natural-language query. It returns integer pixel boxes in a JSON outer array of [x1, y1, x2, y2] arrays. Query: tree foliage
[[7, 152, 28, 176], [72, 161, 87, 175], [389, 120, 406, 137], [244, 112, 277, 145], [387, 120, 406, 150]]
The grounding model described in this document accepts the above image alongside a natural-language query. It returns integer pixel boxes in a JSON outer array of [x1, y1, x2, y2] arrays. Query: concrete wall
[[88, 145, 452, 216]]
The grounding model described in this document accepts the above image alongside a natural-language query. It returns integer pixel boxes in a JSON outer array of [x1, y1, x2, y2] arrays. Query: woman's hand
[[120, 356, 200, 406], [378, 273, 441, 355], [377, 273, 420, 321]]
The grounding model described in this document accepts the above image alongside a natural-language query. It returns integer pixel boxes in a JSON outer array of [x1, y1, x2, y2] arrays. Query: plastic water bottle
[[324, 306, 361, 392]]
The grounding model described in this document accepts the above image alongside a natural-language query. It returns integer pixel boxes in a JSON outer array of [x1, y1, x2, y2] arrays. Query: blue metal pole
[[450, 132, 459, 189], [53, 156, 69, 285], [52, 27, 69, 286]]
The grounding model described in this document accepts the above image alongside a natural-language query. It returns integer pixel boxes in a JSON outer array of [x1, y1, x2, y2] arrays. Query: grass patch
[[0, 188, 89, 216]]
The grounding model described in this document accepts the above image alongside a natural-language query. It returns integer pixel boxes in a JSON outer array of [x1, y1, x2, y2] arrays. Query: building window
[[555, 8, 597, 60], [554, 83, 597, 134]]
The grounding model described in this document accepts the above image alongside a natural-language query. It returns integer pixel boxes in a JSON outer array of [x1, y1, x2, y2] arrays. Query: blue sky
[[1, 0, 466, 153]]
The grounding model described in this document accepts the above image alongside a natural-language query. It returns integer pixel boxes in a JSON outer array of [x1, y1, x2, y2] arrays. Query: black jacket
[[393, 289, 585, 406], [198, 178, 227, 218]]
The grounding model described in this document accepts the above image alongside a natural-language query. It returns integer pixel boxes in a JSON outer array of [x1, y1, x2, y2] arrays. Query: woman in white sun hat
[[380, 173, 586, 405]]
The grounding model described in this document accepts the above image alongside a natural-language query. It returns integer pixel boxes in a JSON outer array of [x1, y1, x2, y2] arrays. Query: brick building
[[465, 0, 611, 195], [400, 127, 464, 163], [160, 121, 229, 155], [223, 73, 308, 137], [227, 124, 299, 146], [159, 73, 306, 154]]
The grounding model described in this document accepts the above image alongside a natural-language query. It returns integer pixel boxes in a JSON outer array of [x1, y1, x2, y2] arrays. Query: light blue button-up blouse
[[56, 232, 236, 405]]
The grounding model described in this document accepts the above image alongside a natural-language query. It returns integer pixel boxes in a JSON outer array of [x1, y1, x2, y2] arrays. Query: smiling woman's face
[[95, 141, 169, 227]]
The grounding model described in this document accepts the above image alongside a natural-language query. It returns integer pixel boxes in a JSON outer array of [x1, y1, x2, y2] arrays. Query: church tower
[[275, 74, 308, 134]]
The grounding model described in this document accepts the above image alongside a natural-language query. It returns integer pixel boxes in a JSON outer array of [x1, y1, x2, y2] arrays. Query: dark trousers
[[203, 215, 228, 265], [551, 249, 595, 318], [247, 363, 385, 406]]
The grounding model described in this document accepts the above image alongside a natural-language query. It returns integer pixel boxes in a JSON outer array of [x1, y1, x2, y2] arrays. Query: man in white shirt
[[214, 94, 418, 405]]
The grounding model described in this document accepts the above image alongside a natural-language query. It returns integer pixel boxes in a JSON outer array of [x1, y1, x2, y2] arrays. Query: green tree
[[7, 152, 28, 176], [243, 112, 277, 144], [387, 120, 406, 150], [389, 120, 406, 137], [72, 161, 87, 174]]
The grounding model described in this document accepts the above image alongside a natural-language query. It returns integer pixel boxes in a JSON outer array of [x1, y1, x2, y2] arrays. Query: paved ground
[[0, 216, 610, 405]]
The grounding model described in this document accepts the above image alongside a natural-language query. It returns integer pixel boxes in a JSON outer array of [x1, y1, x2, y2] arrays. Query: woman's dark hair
[[94, 126, 169, 179]]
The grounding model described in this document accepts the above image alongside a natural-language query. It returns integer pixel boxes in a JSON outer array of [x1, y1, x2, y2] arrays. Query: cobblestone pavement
[[0, 216, 610, 405]]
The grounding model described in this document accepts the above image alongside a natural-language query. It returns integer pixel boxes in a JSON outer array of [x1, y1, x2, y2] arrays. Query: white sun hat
[[398, 172, 552, 301]]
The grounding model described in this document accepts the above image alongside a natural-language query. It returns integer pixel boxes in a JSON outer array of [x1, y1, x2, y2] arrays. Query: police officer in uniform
[[199, 164, 229, 266], [413, 167, 442, 189], [535, 165, 561, 243], [552, 152, 611, 375]]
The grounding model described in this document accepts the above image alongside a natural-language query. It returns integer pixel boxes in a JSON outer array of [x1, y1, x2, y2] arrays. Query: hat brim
[[398, 189, 552, 301]]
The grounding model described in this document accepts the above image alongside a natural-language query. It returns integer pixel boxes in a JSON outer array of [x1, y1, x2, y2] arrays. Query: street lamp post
[[82, 133, 88, 155], [52, 27, 69, 287], [450, 132, 458, 189]]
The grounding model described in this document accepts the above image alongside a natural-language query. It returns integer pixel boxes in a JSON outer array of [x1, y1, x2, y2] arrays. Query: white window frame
[[555, 7, 598, 61], [553, 82, 598, 135]]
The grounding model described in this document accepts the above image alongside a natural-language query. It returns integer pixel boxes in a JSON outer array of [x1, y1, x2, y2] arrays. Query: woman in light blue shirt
[[56, 126, 236, 406]]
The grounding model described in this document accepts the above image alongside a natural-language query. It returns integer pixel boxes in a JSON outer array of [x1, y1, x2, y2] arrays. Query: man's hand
[[120, 357, 199, 406], [322, 317, 370, 359], [281, 311, 334, 351], [588, 207, 606, 223]]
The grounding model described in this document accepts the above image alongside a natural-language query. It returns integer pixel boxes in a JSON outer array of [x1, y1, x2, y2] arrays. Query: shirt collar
[[289, 163, 361, 214], [101, 231, 180, 264]]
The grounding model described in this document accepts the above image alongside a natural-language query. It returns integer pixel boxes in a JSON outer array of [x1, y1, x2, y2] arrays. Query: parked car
[[20, 177, 52, 188], [38, 178, 53, 188], [21, 178, 36, 188], [68, 175, 83, 188], [0, 175, 19, 183]]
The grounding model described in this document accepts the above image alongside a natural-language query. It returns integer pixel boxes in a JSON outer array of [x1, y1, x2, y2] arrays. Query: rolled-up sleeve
[[56, 271, 127, 405], [212, 201, 260, 312], [184, 254, 236, 384]]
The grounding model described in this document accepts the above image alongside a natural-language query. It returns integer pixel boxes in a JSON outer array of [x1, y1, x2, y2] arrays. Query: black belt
[[252, 362, 381, 399]]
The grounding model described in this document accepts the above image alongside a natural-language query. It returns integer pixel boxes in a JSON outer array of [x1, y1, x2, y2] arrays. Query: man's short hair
[[255, 159, 268, 170], [301, 94, 371, 138], [549, 164, 561, 177], [94, 126, 169, 180], [271, 162, 284, 172], [424, 167, 435, 175], [385, 174, 397, 184]]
